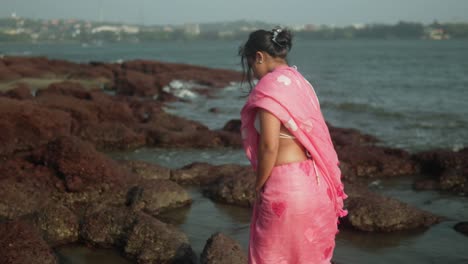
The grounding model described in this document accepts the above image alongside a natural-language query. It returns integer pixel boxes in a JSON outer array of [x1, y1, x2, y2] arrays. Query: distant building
[[304, 24, 317, 32], [121, 25, 139, 34], [291, 24, 306, 31], [91, 25, 139, 34], [163, 26, 174, 32], [218, 31, 234, 38], [183, 23, 200, 36], [426, 28, 450, 40], [352, 23, 365, 30]]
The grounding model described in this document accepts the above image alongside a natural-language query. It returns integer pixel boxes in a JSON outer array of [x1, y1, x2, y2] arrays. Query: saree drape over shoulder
[[240, 65, 347, 264]]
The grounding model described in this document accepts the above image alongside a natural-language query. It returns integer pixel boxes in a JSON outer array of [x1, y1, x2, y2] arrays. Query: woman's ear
[[255, 51, 264, 64]]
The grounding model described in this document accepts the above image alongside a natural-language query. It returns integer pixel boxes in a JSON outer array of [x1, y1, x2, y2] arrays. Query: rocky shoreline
[[0, 56, 466, 263]]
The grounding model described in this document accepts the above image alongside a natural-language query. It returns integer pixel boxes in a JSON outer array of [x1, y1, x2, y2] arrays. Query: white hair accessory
[[271, 28, 284, 47]]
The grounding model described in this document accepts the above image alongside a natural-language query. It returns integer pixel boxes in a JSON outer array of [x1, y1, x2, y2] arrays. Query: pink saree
[[240, 65, 347, 264]]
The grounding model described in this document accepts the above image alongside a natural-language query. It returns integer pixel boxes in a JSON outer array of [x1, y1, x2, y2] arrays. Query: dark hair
[[238, 27, 293, 90]]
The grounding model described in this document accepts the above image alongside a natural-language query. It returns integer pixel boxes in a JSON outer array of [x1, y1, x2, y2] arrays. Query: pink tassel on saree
[[240, 65, 347, 264]]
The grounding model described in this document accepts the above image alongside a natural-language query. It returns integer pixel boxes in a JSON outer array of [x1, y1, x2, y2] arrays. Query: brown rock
[[208, 107, 221, 113], [0, 157, 60, 219], [412, 148, 468, 195], [80, 205, 137, 248], [124, 213, 196, 264], [0, 60, 22, 81], [78, 121, 146, 150], [337, 145, 418, 180], [171, 162, 248, 186], [29, 135, 130, 192], [119, 159, 171, 180], [343, 184, 441, 232], [222, 119, 241, 133], [37, 81, 94, 99], [34, 204, 79, 246], [0, 220, 58, 264], [127, 179, 192, 216], [0, 97, 71, 157], [454, 222, 468, 236], [2, 82, 33, 99], [3, 56, 54, 78], [439, 168, 468, 194], [202, 165, 256, 207], [122, 59, 241, 90], [328, 123, 379, 147], [115, 69, 159, 97], [144, 126, 241, 148], [200, 232, 247, 264]]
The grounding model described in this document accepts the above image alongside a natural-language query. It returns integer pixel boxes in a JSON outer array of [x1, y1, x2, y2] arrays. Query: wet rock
[[0, 97, 71, 157], [127, 179, 192, 216], [328, 123, 379, 147], [37, 81, 95, 99], [119, 159, 172, 180], [171, 162, 248, 185], [68, 64, 115, 87], [454, 222, 468, 236], [337, 145, 418, 181], [439, 168, 468, 194], [343, 184, 441, 232], [124, 97, 165, 123], [413, 148, 467, 174], [208, 107, 221, 113], [200, 232, 247, 264], [53, 184, 129, 216], [34, 203, 79, 246], [2, 82, 34, 99], [124, 213, 196, 264], [202, 166, 256, 207], [36, 88, 137, 126], [412, 148, 468, 195], [2, 56, 54, 78], [0, 60, 22, 81], [29, 135, 130, 192], [222, 119, 241, 133], [0, 157, 60, 220], [142, 117, 241, 148], [122, 59, 241, 90], [78, 121, 146, 150], [80, 205, 137, 248], [115, 69, 159, 97], [0, 220, 58, 264]]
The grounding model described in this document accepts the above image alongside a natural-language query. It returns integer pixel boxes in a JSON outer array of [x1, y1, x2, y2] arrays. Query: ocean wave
[[320, 101, 405, 118], [162, 80, 199, 99]]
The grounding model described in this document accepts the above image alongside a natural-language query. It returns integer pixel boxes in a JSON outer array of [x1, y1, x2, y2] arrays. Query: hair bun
[[272, 27, 293, 51]]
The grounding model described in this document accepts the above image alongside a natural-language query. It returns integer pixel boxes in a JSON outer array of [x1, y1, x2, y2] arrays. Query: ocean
[[1, 39, 467, 264]]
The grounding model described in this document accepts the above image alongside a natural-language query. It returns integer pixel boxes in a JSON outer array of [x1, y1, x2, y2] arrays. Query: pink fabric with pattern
[[240, 65, 347, 263]]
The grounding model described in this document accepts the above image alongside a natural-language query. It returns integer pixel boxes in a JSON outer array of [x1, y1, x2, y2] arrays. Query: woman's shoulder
[[258, 66, 298, 89]]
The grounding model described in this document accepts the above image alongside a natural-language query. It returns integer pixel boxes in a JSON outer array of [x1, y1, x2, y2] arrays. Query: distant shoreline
[[1, 17, 468, 43]]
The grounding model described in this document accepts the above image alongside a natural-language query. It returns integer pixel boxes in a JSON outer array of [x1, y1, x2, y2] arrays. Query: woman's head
[[239, 27, 293, 89]]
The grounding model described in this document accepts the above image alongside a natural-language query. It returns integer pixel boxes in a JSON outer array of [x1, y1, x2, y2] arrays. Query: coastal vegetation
[[1, 17, 467, 44]]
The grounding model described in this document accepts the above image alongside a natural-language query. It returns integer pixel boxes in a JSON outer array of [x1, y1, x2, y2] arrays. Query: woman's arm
[[255, 108, 281, 192]]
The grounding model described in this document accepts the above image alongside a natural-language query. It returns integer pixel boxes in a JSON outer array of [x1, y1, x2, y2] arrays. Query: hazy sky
[[1, 0, 467, 26]]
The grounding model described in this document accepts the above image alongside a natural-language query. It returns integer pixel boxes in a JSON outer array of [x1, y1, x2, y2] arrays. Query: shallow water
[[56, 245, 132, 264]]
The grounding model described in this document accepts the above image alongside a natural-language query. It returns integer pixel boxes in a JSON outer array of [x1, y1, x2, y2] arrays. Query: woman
[[239, 28, 348, 264]]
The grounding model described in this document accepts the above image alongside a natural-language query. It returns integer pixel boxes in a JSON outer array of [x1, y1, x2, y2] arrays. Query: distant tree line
[[1, 18, 468, 43]]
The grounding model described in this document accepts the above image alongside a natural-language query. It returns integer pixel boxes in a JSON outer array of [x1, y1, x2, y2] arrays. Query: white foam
[[162, 80, 198, 99]]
